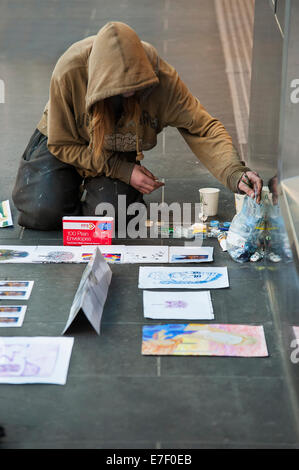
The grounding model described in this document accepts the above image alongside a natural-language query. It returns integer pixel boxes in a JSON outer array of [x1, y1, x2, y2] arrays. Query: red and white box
[[63, 216, 114, 246]]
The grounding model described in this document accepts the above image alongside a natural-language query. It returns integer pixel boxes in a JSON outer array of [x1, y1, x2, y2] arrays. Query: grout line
[[214, 0, 247, 145], [157, 356, 161, 376], [225, 1, 250, 115], [163, 39, 168, 55], [238, 0, 254, 52]]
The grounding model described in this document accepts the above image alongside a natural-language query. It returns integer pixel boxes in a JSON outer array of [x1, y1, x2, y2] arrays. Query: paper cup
[[199, 188, 220, 217], [234, 193, 245, 214]]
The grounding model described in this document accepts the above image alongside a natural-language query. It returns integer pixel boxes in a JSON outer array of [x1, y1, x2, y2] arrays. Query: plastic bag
[[226, 196, 267, 263]]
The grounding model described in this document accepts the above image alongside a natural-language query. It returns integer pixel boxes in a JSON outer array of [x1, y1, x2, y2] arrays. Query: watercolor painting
[[139, 266, 229, 289], [143, 290, 214, 320], [0, 249, 29, 261], [0, 317, 19, 324], [0, 337, 74, 384], [142, 324, 268, 357], [37, 250, 75, 263], [0, 306, 23, 313], [0, 281, 34, 300], [0, 200, 13, 227], [123, 245, 169, 264]]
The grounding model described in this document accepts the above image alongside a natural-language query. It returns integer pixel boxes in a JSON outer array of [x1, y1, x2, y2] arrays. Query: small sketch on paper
[[123, 246, 169, 264], [139, 266, 228, 289], [170, 254, 209, 262], [143, 290, 214, 320], [0, 200, 13, 227], [142, 324, 268, 357], [169, 246, 213, 263], [81, 252, 122, 263], [165, 300, 188, 309]]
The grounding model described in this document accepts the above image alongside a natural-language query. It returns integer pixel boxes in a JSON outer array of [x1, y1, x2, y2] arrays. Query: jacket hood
[[86, 22, 159, 112]]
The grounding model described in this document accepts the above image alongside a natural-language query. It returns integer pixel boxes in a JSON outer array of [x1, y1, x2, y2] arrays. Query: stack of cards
[[0, 280, 34, 327]]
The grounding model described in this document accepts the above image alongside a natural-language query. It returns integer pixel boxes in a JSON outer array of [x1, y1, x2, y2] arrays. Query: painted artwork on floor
[[142, 324, 268, 357], [139, 266, 229, 289]]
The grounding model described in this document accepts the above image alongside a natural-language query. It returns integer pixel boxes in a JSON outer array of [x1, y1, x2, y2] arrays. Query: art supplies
[[143, 290, 214, 320], [0, 200, 13, 227], [142, 324, 268, 357], [0, 337, 74, 384], [62, 247, 112, 335], [138, 266, 229, 289]]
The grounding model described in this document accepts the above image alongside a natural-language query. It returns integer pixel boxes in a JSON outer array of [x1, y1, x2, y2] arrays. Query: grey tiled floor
[[1, 0, 299, 449]]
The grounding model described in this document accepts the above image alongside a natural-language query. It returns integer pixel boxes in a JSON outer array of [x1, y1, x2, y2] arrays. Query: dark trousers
[[12, 129, 144, 230]]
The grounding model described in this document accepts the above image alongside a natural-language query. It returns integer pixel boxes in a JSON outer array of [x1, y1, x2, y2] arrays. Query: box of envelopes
[[63, 216, 113, 246]]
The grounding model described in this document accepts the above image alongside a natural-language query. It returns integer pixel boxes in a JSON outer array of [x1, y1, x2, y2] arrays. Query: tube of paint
[[217, 232, 227, 251]]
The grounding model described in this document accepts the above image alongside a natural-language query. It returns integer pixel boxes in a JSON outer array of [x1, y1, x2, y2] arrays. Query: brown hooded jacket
[[37, 21, 251, 190]]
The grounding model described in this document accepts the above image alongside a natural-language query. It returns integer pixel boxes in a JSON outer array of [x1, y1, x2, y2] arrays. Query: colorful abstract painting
[[142, 324, 268, 357], [0, 200, 13, 227]]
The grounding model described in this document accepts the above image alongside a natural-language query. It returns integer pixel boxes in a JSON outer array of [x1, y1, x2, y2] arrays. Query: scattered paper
[[142, 324, 268, 357], [143, 290, 214, 320], [138, 266, 229, 289], [0, 280, 34, 300], [169, 246, 213, 263], [62, 247, 112, 335], [80, 245, 125, 263], [123, 245, 169, 264], [0, 245, 124, 264], [0, 337, 74, 384], [33, 246, 83, 263], [0, 306, 27, 327], [0, 200, 13, 227]]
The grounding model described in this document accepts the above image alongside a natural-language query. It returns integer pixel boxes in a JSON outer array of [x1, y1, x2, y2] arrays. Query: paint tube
[[217, 232, 227, 251]]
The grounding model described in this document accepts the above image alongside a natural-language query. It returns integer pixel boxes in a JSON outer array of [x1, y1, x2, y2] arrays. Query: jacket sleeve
[[159, 59, 251, 192], [47, 73, 135, 183]]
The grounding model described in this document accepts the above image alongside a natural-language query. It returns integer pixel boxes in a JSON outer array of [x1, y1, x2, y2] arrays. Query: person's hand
[[130, 164, 165, 194], [268, 175, 278, 205], [238, 171, 263, 204]]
